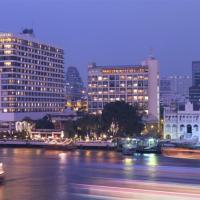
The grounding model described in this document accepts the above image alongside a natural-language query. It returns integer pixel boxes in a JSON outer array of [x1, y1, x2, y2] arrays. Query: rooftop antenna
[[31, 20, 35, 37], [149, 47, 154, 58]]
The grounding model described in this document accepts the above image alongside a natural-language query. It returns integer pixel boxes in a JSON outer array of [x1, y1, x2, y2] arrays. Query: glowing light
[[103, 134, 107, 139], [4, 50, 12, 54], [59, 153, 67, 164], [4, 44, 11, 48], [123, 157, 134, 166], [98, 76, 102, 81], [4, 61, 11, 66], [147, 154, 158, 166]]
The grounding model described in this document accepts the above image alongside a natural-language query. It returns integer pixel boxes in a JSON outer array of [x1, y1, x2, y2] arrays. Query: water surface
[[0, 148, 200, 200]]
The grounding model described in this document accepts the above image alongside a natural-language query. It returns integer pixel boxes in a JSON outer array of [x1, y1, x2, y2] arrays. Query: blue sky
[[1, 0, 200, 83]]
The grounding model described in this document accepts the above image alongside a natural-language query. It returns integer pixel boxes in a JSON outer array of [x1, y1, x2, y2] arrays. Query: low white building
[[31, 129, 64, 140], [164, 102, 200, 142]]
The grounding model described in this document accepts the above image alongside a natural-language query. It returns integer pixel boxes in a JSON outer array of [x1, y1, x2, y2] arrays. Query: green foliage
[[76, 114, 102, 137], [35, 116, 54, 129], [63, 120, 77, 138], [0, 130, 30, 140], [63, 102, 144, 138], [62, 114, 102, 138], [0, 131, 10, 139], [15, 130, 30, 139], [101, 101, 144, 137]]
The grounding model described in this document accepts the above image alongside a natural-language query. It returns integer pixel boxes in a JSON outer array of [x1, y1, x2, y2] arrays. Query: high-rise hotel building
[[0, 31, 65, 123], [88, 56, 160, 121]]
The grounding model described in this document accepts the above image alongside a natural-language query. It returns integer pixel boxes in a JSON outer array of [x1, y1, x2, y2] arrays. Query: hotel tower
[[0, 30, 65, 125], [87, 56, 160, 121]]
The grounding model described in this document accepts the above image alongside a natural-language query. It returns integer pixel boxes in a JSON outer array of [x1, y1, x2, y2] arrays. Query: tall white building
[[0, 31, 65, 124], [87, 56, 160, 121]]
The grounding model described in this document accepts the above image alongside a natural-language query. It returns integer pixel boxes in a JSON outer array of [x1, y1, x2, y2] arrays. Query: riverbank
[[0, 140, 116, 151], [0, 140, 75, 150]]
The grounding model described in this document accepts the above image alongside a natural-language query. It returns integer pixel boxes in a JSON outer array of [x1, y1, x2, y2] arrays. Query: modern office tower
[[169, 75, 192, 96], [87, 56, 160, 121], [160, 75, 192, 107], [192, 61, 200, 86], [65, 66, 84, 101], [65, 66, 87, 111], [189, 61, 200, 109], [0, 30, 65, 124], [160, 78, 171, 106]]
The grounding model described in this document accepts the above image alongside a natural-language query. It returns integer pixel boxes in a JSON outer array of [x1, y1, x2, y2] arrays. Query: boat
[[161, 142, 200, 159], [121, 138, 161, 155], [135, 138, 161, 154], [0, 162, 5, 182], [75, 140, 115, 149], [121, 138, 138, 155]]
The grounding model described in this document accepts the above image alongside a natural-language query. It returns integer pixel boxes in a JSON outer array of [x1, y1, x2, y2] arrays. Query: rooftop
[[0, 31, 63, 50], [89, 63, 147, 69]]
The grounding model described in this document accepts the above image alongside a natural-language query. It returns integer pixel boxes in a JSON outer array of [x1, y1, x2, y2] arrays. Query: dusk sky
[[1, 0, 200, 83]]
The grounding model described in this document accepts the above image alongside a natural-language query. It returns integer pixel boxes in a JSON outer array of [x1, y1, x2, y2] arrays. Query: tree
[[76, 114, 102, 138], [101, 101, 144, 137], [35, 116, 54, 129], [63, 120, 77, 138]]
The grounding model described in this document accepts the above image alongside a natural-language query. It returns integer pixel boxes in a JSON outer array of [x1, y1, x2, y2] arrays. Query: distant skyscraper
[[160, 75, 192, 107], [160, 78, 172, 107], [192, 61, 200, 86], [0, 30, 65, 123], [189, 61, 200, 109], [65, 66, 84, 101], [87, 56, 160, 121]]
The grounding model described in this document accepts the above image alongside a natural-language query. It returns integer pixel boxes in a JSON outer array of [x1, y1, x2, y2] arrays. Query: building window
[[172, 124, 177, 132], [166, 124, 171, 132], [187, 124, 192, 133], [194, 124, 198, 132], [180, 135, 184, 140], [180, 124, 185, 132]]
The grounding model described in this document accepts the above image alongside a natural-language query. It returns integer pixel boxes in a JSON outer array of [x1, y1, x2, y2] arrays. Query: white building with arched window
[[164, 102, 200, 142]]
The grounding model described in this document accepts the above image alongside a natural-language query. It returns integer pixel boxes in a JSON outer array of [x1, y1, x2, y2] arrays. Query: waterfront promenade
[[0, 148, 200, 200]]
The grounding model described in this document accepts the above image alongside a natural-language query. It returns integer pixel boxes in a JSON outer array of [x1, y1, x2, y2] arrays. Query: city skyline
[[0, 1, 200, 199], [1, 0, 200, 82]]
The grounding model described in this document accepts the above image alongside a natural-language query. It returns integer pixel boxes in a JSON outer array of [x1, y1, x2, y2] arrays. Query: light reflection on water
[[123, 157, 134, 166], [145, 154, 158, 166], [0, 148, 200, 200], [59, 152, 67, 164]]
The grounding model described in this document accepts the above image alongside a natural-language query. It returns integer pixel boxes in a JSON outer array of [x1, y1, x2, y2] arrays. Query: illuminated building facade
[[164, 102, 200, 142], [66, 99, 88, 112], [0, 31, 65, 122], [87, 56, 160, 121]]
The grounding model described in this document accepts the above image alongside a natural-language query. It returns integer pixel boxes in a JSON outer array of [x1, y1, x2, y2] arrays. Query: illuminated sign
[[101, 67, 148, 74]]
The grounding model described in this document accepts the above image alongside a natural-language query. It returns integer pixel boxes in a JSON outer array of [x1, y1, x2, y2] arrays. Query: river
[[0, 148, 200, 200]]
